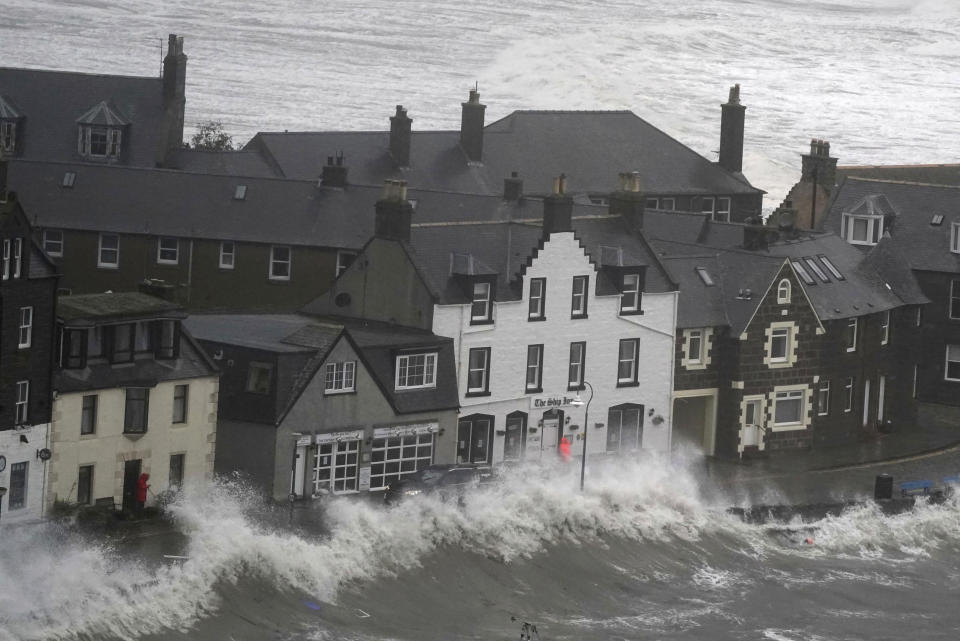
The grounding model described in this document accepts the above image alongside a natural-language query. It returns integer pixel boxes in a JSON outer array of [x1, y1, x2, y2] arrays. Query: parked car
[[383, 463, 493, 504]]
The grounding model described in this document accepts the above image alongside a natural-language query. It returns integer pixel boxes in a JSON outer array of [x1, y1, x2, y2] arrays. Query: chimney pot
[[321, 154, 348, 188], [727, 83, 741, 105], [719, 84, 746, 173], [503, 172, 524, 201], [389, 104, 413, 167], [460, 89, 486, 162]]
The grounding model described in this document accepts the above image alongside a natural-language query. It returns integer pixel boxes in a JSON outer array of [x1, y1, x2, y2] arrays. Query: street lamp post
[[571, 381, 594, 491], [0, 487, 7, 525]]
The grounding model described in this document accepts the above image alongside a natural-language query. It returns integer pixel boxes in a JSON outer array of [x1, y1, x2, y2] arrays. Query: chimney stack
[[801, 138, 838, 189], [742, 215, 776, 251], [503, 171, 523, 201], [389, 105, 412, 167], [321, 152, 348, 188], [374, 179, 414, 241], [542, 174, 573, 236], [460, 89, 486, 163], [610, 171, 645, 231], [718, 84, 746, 174], [161, 34, 187, 159]]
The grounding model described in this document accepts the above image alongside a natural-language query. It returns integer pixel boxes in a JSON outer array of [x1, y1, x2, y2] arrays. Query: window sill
[[525, 387, 543, 394], [324, 388, 357, 396], [769, 423, 807, 432], [465, 391, 491, 398], [469, 319, 494, 326], [570, 313, 588, 320], [268, 277, 291, 284], [616, 380, 640, 388], [567, 384, 586, 392], [619, 309, 644, 317], [96, 264, 119, 270], [122, 431, 147, 440], [527, 316, 547, 322]]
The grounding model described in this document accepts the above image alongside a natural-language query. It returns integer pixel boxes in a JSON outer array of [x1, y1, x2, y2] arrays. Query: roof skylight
[[62, 172, 76, 188], [931, 214, 944, 226], [818, 255, 845, 280], [695, 267, 714, 286], [234, 185, 247, 200], [791, 261, 815, 285], [804, 257, 830, 283]]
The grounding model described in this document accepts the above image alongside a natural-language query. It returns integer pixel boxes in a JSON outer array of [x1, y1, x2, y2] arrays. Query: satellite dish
[[38, 448, 52, 461]]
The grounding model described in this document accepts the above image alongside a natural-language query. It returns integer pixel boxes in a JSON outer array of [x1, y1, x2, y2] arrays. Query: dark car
[[383, 463, 493, 504]]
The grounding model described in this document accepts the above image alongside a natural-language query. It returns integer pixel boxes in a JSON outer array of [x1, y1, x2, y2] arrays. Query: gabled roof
[[0, 68, 164, 165], [0, 191, 58, 281], [844, 193, 897, 218], [168, 148, 282, 178], [245, 109, 763, 197], [0, 94, 22, 119], [823, 177, 960, 274], [76, 100, 129, 126]]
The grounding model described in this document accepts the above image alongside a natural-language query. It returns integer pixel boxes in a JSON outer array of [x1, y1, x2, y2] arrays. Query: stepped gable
[[824, 177, 960, 273]]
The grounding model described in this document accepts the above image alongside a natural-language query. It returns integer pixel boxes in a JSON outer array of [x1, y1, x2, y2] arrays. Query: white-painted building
[[0, 423, 52, 525]]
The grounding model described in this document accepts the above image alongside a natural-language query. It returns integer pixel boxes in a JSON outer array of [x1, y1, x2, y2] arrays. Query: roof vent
[[736, 288, 753, 300], [931, 214, 944, 226]]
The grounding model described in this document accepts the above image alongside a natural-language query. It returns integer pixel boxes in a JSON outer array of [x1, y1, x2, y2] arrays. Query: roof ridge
[[0, 66, 158, 82], [846, 176, 960, 190], [839, 163, 960, 169]]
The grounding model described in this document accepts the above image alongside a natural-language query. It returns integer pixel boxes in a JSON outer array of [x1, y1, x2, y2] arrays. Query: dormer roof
[[844, 193, 897, 218], [76, 100, 130, 126]]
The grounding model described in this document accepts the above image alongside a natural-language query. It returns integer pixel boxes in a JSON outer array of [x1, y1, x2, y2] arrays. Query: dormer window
[[470, 281, 493, 324], [841, 212, 883, 246], [620, 272, 642, 314], [76, 101, 129, 160], [0, 120, 16, 153]]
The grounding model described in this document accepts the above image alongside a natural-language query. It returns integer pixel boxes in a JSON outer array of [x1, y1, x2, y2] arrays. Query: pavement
[[691, 402, 960, 507]]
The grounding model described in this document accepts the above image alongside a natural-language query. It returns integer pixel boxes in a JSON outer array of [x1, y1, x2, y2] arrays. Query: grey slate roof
[[838, 164, 960, 187], [57, 292, 184, 325], [168, 149, 282, 178], [823, 177, 960, 274], [0, 68, 164, 166], [55, 330, 217, 394], [245, 110, 763, 198], [184, 314, 337, 353]]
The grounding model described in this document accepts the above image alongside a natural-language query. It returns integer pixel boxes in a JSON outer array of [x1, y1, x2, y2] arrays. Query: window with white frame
[[9, 462, 27, 510], [792, 261, 815, 285], [769, 327, 790, 363], [688, 329, 703, 364], [471, 281, 492, 323], [78, 125, 122, 158], [845, 318, 858, 352], [15, 380, 29, 425], [952, 223, 960, 254], [951, 281, 960, 320], [777, 279, 791, 304], [43, 230, 63, 257], [617, 339, 639, 385], [0, 120, 16, 152], [18, 306, 32, 349], [269, 245, 291, 280], [773, 389, 805, 426], [715, 197, 731, 222], [369, 432, 434, 490], [945, 345, 960, 381], [568, 342, 586, 390], [881, 310, 890, 345], [336, 250, 357, 277], [219, 241, 235, 269], [13, 238, 21, 278], [98, 234, 119, 268], [621, 273, 640, 313], [172, 384, 188, 424], [571, 275, 588, 318], [842, 212, 883, 246], [817, 381, 830, 416], [645, 198, 659, 209], [528, 278, 546, 320], [324, 361, 356, 394], [526, 344, 543, 392], [395, 352, 437, 390], [157, 237, 179, 264], [844, 377, 855, 412], [661, 197, 675, 211], [2, 238, 9, 280], [701, 196, 716, 217], [466, 347, 491, 394]]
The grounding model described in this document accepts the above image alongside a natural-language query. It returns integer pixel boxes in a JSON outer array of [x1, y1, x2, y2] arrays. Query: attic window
[[695, 267, 714, 287], [804, 257, 830, 283], [792, 261, 815, 285], [931, 215, 944, 226], [62, 172, 76, 188], [818, 255, 845, 281], [78, 126, 122, 159], [234, 185, 247, 200]]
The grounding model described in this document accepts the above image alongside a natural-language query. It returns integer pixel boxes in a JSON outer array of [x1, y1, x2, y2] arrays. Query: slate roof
[[54, 330, 217, 394], [0, 68, 164, 166], [245, 110, 763, 198], [58, 292, 185, 325], [392, 215, 677, 308], [838, 164, 960, 187], [648, 217, 924, 331], [823, 177, 960, 274], [0, 192, 58, 281], [76, 100, 129, 126], [168, 149, 282, 178], [184, 314, 337, 353], [0, 94, 22, 118]]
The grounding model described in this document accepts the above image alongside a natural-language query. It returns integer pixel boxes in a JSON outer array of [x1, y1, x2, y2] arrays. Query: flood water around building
[[2, 459, 959, 640], [3, 0, 960, 209]]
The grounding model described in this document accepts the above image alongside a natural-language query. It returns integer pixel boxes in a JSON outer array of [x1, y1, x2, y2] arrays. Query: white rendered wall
[[0, 423, 51, 526], [48, 377, 218, 511], [432, 231, 678, 463]]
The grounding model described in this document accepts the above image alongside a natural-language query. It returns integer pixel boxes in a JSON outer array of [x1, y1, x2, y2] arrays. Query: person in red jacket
[[136, 473, 150, 517], [559, 436, 572, 462]]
